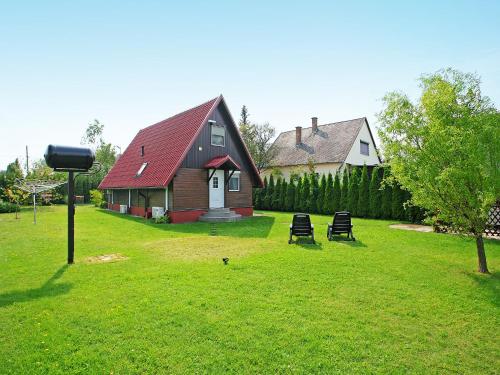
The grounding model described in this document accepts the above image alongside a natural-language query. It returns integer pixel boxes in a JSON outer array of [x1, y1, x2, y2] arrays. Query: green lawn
[[0, 206, 498, 374]]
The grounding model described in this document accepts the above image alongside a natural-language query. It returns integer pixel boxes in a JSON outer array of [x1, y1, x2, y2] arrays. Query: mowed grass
[[0, 206, 498, 374]]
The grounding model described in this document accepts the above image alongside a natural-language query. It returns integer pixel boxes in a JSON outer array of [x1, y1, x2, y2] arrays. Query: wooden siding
[[173, 168, 209, 210], [181, 104, 259, 186], [225, 171, 252, 207]]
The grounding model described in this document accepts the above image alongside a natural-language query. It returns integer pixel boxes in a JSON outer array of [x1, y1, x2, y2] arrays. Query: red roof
[[99, 95, 263, 189], [204, 155, 241, 170]]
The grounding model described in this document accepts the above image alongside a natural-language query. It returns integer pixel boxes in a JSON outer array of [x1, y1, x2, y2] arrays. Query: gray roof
[[269, 117, 367, 167]]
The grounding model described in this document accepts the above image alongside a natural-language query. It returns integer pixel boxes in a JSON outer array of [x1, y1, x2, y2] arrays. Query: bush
[[0, 201, 19, 213], [153, 215, 171, 224], [90, 189, 105, 207]]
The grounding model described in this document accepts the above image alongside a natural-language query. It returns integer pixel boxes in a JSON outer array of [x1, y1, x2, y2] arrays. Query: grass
[[0, 205, 498, 374]]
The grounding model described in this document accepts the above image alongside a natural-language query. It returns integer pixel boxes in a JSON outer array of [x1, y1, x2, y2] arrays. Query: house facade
[[262, 117, 381, 180], [99, 95, 263, 223]]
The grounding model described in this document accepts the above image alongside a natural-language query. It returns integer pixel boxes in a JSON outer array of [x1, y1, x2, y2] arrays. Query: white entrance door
[[209, 169, 225, 208]]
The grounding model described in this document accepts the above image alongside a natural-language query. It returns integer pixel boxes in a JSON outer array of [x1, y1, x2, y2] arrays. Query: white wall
[[261, 162, 343, 181], [344, 120, 380, 166]]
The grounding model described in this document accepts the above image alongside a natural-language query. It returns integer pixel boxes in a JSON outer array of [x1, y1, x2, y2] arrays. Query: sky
[[1, 0, 499, 170]]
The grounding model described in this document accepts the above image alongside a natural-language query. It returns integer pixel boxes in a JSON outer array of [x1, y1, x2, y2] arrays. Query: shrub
[[369, 167, 382, 218], [340, 172, 349, 211], [323, 173, 334, 214], [358, 165, 369, 217], [332, 173, 341, 214], [153, 215, 171, 224], [300, 174, 311, 212], [0, 201, 19, 213], [285, 182, 295, 211], [90, 189, 105, 207], [294, 178, 302, 212], [348, 168, 360, 215]]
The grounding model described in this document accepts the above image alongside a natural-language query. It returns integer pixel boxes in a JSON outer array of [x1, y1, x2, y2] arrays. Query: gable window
[[136, 162, 148, 177], [229, 172, 240, 192], [210, 122, 225, 147], [360, 141, 369, 156]]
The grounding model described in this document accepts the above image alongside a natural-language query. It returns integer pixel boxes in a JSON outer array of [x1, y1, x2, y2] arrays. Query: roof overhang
[[204, 155, 241, 170]]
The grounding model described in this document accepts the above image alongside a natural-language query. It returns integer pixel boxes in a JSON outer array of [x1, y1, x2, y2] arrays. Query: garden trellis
[[14, 179, 66, 224]]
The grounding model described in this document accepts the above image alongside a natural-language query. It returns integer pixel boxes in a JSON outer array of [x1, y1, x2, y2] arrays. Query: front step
[[199, 208, 242, 222]]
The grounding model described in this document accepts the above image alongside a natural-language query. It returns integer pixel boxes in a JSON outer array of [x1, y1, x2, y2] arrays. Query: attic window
[[210, 121, 225, 147], [141, 146, 145, 156], [360, 141, 369, 156], [136, 162, 148, 177]]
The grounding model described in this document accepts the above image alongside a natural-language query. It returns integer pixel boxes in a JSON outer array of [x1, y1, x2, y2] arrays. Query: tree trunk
[[475, 235, 489, 274]]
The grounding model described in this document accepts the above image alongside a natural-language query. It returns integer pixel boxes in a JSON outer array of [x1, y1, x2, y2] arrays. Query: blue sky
[[1, 0, 499, 169]]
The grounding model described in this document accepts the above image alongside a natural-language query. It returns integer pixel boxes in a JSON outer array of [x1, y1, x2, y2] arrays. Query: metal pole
[[33, 191, 36, 224], [68, 171, 75, 264]]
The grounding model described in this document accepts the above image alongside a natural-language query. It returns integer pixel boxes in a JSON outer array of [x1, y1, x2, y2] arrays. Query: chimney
[[312, 117, 318, 132], [295, 126, 302, 145]]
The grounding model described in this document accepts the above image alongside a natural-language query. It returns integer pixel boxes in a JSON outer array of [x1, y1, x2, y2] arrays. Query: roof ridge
[[140, 95, 220, 132], [277, 117, 366, 135]]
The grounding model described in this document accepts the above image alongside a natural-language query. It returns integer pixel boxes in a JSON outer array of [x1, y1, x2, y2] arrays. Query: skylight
[[136, 162, 148, 176]]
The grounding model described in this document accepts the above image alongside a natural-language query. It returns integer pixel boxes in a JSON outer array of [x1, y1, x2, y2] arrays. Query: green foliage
[[272, 178, 281, 210], [280, 181, 287, 211], [323, 173, 334, 214], [294, 178, 302, 211], [340, 171, 349, 211], [378, 68, 499, 240], [391, 183, 406, 220], [153, 215, 171, 224], [317, 174, 326, 214], [300, 174, 311, 212], [357, 165, 370, 218], [348, 168, 360, 215], [90, 189, 105, 208], [369, 167, 382, 218], [310, 174, 319, 213], [332, 173, 341, 214], [285, 181, 295, 211], [380, 168, 393, 219], [0, 201, 19, 213], [265, 175, 275, 210]]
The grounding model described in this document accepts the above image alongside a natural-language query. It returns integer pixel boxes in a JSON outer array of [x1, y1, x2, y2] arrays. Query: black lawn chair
[[327, 211, 355, 241], [289, 213, 315, 244]]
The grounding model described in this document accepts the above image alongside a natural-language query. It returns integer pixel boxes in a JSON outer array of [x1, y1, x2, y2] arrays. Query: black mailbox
[[44, 145, 95, 171]]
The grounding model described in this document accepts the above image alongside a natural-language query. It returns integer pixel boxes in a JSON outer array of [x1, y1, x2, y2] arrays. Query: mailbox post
[[44, 145, 95, 264]]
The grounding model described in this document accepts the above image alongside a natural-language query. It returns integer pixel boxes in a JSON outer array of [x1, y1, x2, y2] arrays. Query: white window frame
[[136, 162, 148, 176], [228, 171, 240, 192], [212, 176, 219, 188], [360, 140, 369, 156], [210, 121, 225, 147]]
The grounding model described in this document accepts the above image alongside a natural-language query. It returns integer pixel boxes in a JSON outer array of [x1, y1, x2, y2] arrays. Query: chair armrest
[[311, 224, 314, 229], [290, 224, 293, 229]]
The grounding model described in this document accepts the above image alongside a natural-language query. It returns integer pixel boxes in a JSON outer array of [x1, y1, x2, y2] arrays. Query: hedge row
[[253, 165, 425, 223]]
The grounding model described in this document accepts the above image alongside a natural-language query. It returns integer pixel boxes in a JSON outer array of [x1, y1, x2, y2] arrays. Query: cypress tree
[[285, 181, 295, 211], [357, 165, 370, 218], [317, 174, 326, 214], [369, 167, 382, 218], [340, 171, 349, 211], [323, 172, 334, 214], [391, 183, 405, 220], [310, 173, 319, 213], [380, 168, 392, 219], [253, 188, 261, 209], [266, 175, 275, 210], [261, 177, 268, 210], [348, 167, 360, 216], [301, 174, 311, 212], [332, 172, 341, 214], [280, 180, 287, 211], [272, 177, 281, 210], [294, 178, 302, 212]]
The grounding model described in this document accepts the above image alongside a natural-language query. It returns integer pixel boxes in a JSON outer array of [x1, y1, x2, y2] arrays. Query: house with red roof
[[99, 95, 263, 223]]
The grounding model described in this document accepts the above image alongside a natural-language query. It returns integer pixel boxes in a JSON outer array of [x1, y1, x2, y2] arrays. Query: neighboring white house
[[261, 117, 381, 181]]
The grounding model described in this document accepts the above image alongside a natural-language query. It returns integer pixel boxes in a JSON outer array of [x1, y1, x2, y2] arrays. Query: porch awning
[[204, 155, 241, 170]]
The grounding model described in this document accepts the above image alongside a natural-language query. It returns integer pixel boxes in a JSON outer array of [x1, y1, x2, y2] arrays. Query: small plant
[[153, 215, 170, 224], [90, 189, 104, 207]]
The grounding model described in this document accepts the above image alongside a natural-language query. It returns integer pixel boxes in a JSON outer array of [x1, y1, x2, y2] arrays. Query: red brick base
[[169, 210, 207, 223], [231, 207, 253, 217]]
